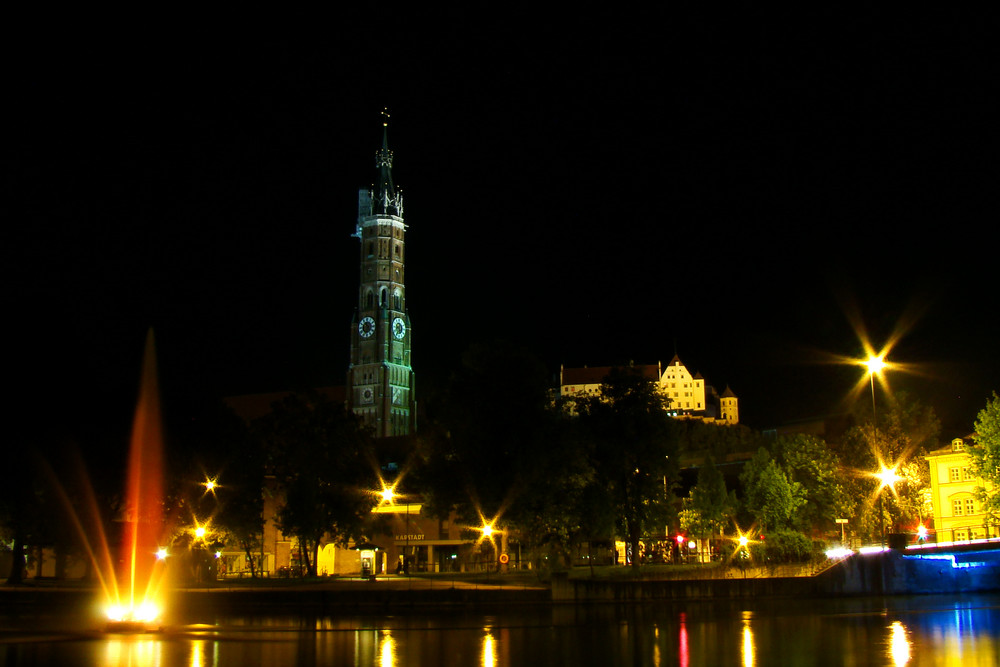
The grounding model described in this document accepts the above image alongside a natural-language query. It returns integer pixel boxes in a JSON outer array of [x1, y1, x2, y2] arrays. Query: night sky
[[8, 16, 996, 449]]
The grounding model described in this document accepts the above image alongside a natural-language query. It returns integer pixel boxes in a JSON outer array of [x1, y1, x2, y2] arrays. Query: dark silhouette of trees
[[255, 391, 376, 577], [577, 367, 679, 568], [417, 341, 592, 568], [969, 392, 1000, 517]]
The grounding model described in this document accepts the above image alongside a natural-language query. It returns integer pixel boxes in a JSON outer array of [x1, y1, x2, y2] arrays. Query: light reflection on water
[[741, 610, 754, 667], [889, 621, 910, 665], [3, 594, 1000, 666]]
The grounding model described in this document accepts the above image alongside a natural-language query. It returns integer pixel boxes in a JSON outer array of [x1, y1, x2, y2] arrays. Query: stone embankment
[[552, 549, 1000, 602]]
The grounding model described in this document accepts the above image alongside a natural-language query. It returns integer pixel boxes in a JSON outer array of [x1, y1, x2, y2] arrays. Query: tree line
[[8, 341, 1000, 582]]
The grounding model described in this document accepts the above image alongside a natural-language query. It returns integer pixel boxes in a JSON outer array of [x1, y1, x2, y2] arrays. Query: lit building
[[559, 355, 738, 424], [925, 436, 998, 542], [347, 109, 416, 437]]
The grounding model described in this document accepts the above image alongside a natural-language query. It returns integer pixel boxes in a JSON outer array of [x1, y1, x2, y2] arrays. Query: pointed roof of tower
[[373, 108, 402, 216], [721, 385, 737, 398]]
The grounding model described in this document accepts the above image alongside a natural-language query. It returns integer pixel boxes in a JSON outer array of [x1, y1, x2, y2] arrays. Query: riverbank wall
[[551, 550, 1000, 602], [6, 548, 1000, 613]]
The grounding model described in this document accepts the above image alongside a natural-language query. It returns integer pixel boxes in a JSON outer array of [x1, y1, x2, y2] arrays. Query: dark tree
[[417, 341, 592, 568], [772, 434, 850, 536], [970, 393, 1000, 518], [578, 367, 679, 568], [834, 391, 939, 541], [256, 391, 376, 576], [679, 456, 736, 553], [739, 448, 804, 532]]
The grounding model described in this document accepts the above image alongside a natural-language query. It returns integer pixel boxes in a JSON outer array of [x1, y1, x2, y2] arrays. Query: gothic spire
[[373, 108, 402, 217]]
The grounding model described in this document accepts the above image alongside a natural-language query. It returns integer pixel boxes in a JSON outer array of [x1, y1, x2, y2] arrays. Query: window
[[953, 440, 965, 452], [963, 467, 975, 481], [955, 529, 968, 541], [965, 499, 976, 515], [949, 467, 961, 482], [953, 499, 964, 516]]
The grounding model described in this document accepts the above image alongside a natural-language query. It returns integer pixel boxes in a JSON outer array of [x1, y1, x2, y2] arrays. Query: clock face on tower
[[359, 316, 376, 338], [392, 317, 406, 339]]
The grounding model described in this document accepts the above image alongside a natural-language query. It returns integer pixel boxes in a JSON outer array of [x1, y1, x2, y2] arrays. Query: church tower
[[347, 110, 415, 437]]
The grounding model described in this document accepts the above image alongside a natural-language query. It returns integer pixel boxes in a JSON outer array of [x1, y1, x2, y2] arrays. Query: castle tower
[[347, 110, 415, 437], [720, 386, 739, 424]]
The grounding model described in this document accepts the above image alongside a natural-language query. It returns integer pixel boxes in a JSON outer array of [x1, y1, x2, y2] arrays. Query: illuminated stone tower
[[347, 110, 415, 437]]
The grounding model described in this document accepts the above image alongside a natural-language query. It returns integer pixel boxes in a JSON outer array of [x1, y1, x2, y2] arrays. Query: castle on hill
[[559, 355, 739, 424]]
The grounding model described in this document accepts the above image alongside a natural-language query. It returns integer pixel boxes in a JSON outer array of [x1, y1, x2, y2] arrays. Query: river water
[[3, 594, 999, 666]]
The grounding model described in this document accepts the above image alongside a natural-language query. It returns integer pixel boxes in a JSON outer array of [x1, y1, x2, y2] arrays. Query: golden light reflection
[[482, 627, 497, 667], [379, 630, 395, 667], [889, 621, 911, 665], [741, 611, 755, 667], [104, 638, 160, 667], [190, 639, 205, 667]]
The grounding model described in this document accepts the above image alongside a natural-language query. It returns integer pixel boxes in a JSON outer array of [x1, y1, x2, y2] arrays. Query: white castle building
[[560, 355, 738, 424]]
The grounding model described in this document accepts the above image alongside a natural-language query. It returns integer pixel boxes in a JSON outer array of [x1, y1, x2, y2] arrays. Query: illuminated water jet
[[102, 329, 169, 632]]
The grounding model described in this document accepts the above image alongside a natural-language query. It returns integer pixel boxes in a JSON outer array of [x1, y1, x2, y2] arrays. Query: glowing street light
[[380, 486, 395, 504], [864, 354, 888, 420], [875, 463, 901, 548], [477, 520, 503, 571]]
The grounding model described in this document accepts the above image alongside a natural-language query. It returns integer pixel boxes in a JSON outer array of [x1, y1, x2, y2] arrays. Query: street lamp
[[377, 483, 412, 576], [479, 521, 503, 573], [876, 464, 901, 548], [865, 355, 885, 418]]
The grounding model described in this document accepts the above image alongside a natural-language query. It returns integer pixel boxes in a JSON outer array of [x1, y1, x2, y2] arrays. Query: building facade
[[347, 111, 416, 437], [560, 355, 738, 424], [925, 436, 998, 542]]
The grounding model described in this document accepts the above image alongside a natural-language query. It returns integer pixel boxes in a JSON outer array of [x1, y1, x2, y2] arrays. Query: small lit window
[[949, 468, 961, 482], [963, 467, 975, 481], [966, 498, 976, 515], [953, 499, 964, 516]]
